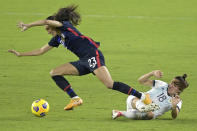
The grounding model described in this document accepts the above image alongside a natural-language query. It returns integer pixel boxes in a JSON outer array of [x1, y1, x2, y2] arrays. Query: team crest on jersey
[[61, 33, 65, 38], [60, 39, 65, 45], [60, 34, 67, 47]]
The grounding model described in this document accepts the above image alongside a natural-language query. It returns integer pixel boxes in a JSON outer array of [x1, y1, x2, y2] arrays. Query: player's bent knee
[[50, 69, 61, 76]]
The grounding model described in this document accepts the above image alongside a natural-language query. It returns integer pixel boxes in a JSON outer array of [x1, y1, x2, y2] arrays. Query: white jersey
[[146, 80, 182, 118]]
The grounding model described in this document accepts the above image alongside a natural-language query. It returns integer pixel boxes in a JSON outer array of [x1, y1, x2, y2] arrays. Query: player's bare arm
[[138, 70, 163, 87], [8, 44, 53, 57], [171, 95, 181, 119], [18, 20, 63, 31]]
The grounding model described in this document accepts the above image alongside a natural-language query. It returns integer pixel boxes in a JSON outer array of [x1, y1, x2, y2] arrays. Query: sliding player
[[112, 70, 189, 120]]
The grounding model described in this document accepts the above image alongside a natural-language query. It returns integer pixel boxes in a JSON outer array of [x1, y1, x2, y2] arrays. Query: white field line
[[1, 12, 197, 21], [84, 14, 196, 20]]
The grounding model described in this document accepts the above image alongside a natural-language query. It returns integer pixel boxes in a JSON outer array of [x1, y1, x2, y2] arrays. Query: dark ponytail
[[54, 5, 81, 26], [182, 74, 187, 80], [173, 74, 189, 91], [46, 15, 55, 20]]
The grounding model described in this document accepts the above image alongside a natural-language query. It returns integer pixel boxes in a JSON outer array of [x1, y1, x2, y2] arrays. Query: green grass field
[[1, 0, 197, 130]]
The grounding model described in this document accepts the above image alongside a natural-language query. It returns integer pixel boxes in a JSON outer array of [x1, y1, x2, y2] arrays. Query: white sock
[[72, 96, 79, 99], [120, 111, 147, 119], [121, 111, 137, 119]]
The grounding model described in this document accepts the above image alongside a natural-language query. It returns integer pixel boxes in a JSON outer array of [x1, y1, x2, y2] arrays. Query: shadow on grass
[[157, 117, 197, 124], [108, 117, 197, 124]]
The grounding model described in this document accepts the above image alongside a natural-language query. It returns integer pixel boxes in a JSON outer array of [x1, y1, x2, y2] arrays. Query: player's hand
[[8, 49, 22, 57], [172, 95, 181, 109], [153, 70, 163, 78], [17, 22, 29, 31]]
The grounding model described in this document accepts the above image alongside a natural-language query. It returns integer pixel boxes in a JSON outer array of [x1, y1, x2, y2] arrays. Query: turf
[[1, 0, 197, 130]]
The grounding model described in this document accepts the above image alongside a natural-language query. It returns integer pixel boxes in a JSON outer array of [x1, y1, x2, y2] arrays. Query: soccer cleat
[[112, 110, 121, 119], [64, 97, 83, 110], [138, 102, 160, 112], [141, 93, 152, 105]]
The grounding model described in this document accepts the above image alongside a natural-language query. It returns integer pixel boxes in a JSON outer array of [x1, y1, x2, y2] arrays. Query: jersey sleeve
[[48, 36, 60, 48], [176, 100, 182, 112], [152, 80, 168, 89], [56, 21, 70, 31]]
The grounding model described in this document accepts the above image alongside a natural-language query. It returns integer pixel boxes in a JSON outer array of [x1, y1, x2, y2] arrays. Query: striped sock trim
[[64, 85, 71, 91], [128, 88, 133, 95]]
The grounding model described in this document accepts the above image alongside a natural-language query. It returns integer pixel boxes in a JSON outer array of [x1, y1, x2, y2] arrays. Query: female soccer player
[[112, 70, 189, 120], [8, 5, 150, 110]]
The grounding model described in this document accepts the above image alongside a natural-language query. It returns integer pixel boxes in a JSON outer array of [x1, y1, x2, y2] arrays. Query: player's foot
[[141, 93, 152, 105], [112, 110, 121, 119], [138, 102, 160, 112], [64, 97, 83, 110]]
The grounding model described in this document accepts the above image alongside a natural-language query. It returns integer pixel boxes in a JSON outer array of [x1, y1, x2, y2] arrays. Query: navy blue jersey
[[48, 21, 100, 58]]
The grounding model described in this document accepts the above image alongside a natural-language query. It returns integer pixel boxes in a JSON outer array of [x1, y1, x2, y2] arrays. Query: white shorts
[[126, 95, 150, 119], [126, 95, 138, 112]]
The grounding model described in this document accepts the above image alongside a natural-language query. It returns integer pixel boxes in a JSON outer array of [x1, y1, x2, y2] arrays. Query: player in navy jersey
[[8, 5, 151, 110]]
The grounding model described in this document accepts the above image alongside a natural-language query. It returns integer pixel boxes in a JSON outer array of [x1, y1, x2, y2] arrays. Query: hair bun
[[182, 74, 187, 80]]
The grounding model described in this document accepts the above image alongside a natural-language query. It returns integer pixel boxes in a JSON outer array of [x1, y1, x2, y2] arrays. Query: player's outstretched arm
[[18, 20, 63, 31], [171, 95, 181, 119], [8, 44, 53, 57], [138, 70, 163, 87], [171, 107, 179, 119]]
